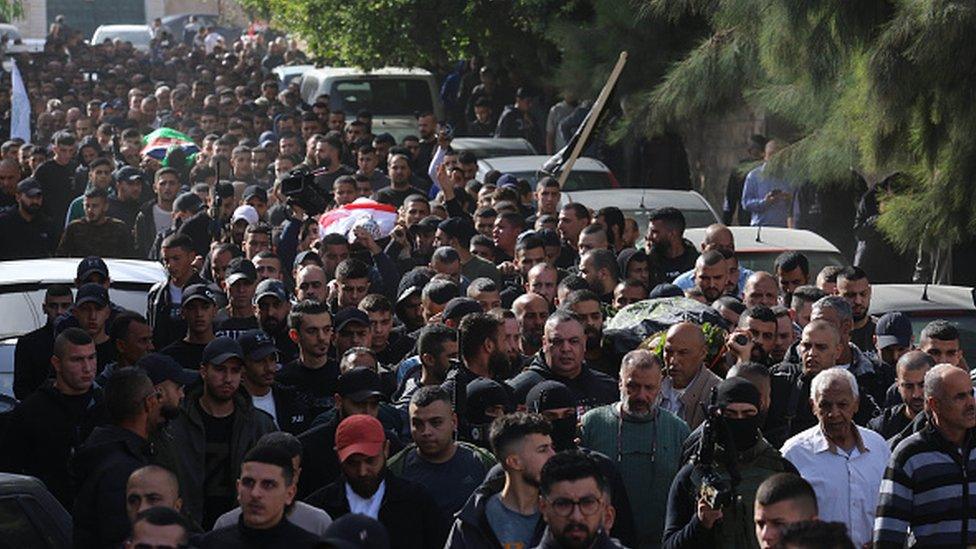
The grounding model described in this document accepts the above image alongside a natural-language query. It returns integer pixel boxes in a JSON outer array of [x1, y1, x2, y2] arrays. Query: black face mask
[[724, 416, 760, 451], [550, 417, 578, 452]]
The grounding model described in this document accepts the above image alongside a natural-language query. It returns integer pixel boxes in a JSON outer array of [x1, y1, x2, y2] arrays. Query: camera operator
[[662, 378, 796, 549]]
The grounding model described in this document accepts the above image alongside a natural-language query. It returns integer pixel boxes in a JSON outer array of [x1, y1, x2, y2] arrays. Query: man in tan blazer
[[660, 322, 722, 429]]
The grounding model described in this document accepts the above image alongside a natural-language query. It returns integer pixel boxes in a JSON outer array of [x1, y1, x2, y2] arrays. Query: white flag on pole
[[10, 58, 30, 141]]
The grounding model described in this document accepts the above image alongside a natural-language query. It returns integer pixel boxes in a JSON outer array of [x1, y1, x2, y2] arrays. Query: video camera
[[694, 388, 740, 510], [280, 168, 329, 216]]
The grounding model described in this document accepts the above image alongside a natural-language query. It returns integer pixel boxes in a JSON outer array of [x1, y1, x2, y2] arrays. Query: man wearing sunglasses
[[535, 450, 625, 549]]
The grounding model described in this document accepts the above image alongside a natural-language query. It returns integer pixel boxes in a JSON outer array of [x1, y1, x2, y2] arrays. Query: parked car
[[0, 259, 167, 397], [91, 24, 153, 52], [273, 64, 314, 88], [0, 473, 72, 547], [476, 155, 619, 192], [870, 284, 976, 360], [450, 137, 537, 159], [684, 226, 848, 276], [562, 188, 720, 231], [299, 67, 442, 142]]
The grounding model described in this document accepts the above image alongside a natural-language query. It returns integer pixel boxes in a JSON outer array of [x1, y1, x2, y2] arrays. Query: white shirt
[[251, 392, 278, 426], [781, 424, 890, 547], [346, 479, 386, 519], [152, 203, 172, 234], [660, 368, 705, 418], [204, 32, 224, 54]]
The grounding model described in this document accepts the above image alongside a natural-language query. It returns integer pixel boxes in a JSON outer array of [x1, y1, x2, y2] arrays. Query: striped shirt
[[873, 425, 976, 548]]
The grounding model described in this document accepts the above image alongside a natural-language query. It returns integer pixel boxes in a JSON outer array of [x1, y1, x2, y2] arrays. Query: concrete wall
[[14, 0, 242, 38]]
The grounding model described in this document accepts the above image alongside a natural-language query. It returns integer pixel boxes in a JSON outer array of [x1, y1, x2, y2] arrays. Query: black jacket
[[868, 404, 915, 441], [306, 471, 449, 549], [532, 529, 628, 549], [195, 516, 321, 548], [446, 474, 545, 549], [0, 383, 106, 507], [13, 321, 55, 400], [296, 412, 342, 498], [71, 425, 154, 549], [506, 352, 618, 414], [162, 386, 277, 525], [269, 383, 314, 435], [134, 199, 163, 258], [146, 271, 205, 350]]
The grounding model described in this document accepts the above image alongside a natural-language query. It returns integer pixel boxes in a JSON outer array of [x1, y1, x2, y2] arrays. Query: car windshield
[[904, 313, 976, 363], [97, 30, 150, 46], [736, 251, 846, 276], [330, 78, 433, 116], [458, 144, 535, 158]]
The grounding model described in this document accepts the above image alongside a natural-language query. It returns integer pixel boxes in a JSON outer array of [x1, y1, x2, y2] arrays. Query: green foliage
[[239, 0, 574, 75], [636, 0, 976, 251], [1, 0, 22, 22]]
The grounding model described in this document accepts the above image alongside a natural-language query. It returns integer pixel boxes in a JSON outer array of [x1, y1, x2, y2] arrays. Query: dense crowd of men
[[0, 15, 973, 549]]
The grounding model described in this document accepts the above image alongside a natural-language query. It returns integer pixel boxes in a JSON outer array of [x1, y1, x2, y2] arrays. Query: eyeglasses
[[546, 496, 602, 517]]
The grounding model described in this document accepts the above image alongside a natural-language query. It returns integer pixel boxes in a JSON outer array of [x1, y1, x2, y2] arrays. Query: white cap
[[231, 205, 259, 226]]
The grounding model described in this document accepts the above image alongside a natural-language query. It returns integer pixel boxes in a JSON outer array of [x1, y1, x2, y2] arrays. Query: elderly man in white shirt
[[780, 367, 890, 548]]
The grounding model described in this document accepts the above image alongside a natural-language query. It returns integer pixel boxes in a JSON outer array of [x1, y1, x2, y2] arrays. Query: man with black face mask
[[462, 378, 513, 449], [580, 350, 689, 548], [662, 377, 796, 549]]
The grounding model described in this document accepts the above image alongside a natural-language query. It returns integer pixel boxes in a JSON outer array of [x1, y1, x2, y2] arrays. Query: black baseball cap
[[335, 307, 370, 332], [181, 284, 217, 307], [17, 177, 42, 197], [323, 514, 390, 549], [136, 353, 198, 386], [75, 283, 109, 307], [76, 256, 109, 281], [336, 367, 384, 402], [293, 250, 321, 269], [243, 185, 268, 202], [173, 192, 204, 214], [225, 258, 257, 286], [214, 181, 236, 199], [876, 311, 913, 349], [254, 279, 288, 304], [443, 297, 483, 323], [437, 217, 476, 243], [115, 166, 145, 183], [239, 330, 279, 361], [202, 336, 244, 366]]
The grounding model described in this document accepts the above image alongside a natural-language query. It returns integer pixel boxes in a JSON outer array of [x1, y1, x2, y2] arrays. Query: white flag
[[10, 58, 30, 141]]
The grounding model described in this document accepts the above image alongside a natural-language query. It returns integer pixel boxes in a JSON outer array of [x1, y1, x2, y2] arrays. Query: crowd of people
[[0, 14, 972, 549]]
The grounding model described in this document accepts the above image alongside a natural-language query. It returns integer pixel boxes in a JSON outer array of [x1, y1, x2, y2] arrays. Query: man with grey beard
[[579, 350, 691, 548]]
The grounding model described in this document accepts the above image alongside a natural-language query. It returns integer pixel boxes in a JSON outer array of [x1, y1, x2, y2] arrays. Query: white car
[[684, 226, 848, 276], [272, 64, 314, 88], [450, 138, 537, 159], [562, 188, 720, 231], [0, 259, 167, 398], [299, 67, 442, 143], [869, 284, 976, 360], [91, 25, 153, 52], [476, 155, 618, 192]]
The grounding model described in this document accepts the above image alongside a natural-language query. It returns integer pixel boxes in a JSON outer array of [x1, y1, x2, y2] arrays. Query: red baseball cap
[[335, 415, 385, 463]]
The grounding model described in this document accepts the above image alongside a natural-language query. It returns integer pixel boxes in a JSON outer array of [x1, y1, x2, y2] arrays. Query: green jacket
[[580, 404, 690, 549]]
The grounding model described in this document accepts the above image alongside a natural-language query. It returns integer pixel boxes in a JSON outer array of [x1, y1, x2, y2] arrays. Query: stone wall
[[680, 106, 767, 214]]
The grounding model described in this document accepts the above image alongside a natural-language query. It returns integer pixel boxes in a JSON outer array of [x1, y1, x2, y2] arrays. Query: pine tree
[[636, 0, 976, 252]]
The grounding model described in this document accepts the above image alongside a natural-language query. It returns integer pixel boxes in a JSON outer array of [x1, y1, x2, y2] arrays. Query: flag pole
[[556, 51, 628, 189]]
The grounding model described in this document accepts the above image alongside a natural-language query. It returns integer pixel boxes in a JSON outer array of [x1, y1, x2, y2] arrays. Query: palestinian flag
[[319, 198, 398, 242], [141, 128, 200, 160]]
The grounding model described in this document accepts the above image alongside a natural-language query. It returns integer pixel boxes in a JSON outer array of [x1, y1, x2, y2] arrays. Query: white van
[[299, 67, 443, 142]]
